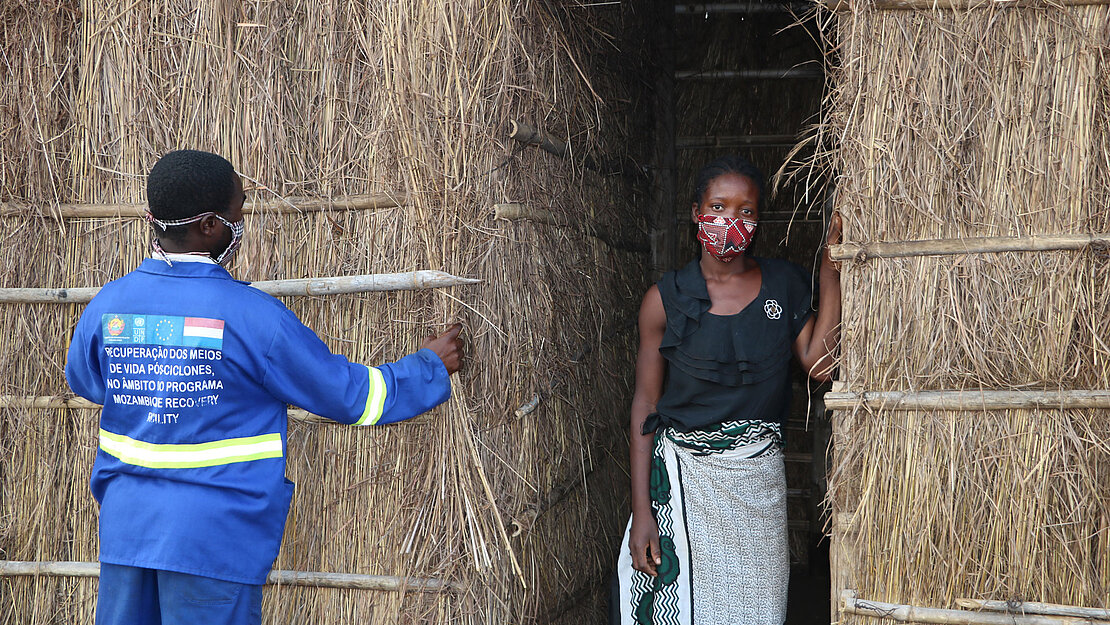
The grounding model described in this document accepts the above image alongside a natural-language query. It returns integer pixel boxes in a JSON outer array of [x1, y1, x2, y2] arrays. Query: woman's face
[[691, 172, 760, 223]]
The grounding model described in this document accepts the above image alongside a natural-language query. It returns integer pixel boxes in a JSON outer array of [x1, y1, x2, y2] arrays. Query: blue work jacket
[[65, 258, 451, 584]]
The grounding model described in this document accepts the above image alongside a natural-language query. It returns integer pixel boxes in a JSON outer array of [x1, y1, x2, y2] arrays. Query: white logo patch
[[764, 299, 783, 320]]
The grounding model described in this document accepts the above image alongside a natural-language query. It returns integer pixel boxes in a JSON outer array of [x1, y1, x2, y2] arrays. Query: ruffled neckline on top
[[657, 258, 790, 386]]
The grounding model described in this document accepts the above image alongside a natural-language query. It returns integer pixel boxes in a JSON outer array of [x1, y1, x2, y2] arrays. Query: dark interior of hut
[[629, 2, 832, 621]]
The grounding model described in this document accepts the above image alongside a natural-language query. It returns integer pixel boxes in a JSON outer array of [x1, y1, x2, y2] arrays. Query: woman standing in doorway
[[615, 155, 841, 625]]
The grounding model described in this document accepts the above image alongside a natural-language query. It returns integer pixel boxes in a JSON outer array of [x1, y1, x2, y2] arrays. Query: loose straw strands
[[0, 271, 480, 303], [0, 561, 462, 592], [0, 194, 406, 219]]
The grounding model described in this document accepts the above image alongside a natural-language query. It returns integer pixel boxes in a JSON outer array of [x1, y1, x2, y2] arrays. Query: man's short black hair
[[691, 154, 765, 210], [147, 150, 237, 241]]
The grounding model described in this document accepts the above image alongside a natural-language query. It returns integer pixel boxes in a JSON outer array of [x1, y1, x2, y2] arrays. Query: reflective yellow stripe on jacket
[[354, 366, 387, 426], [99, 429, 283, 469]]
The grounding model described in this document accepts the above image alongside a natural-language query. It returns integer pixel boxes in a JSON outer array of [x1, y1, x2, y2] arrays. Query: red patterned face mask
[[696, 215, 757, 262]]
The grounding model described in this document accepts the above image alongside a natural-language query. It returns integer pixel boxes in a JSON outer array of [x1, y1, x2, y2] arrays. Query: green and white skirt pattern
[[616, 420, 789, 625]]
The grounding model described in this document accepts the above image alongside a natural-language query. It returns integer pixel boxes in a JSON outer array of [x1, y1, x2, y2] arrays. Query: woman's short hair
[[691, 154, 765, 209]]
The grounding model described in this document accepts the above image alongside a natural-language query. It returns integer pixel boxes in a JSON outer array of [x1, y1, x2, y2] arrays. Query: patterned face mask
[[146, 211, 245, 266], [695, 215, 757, 262]]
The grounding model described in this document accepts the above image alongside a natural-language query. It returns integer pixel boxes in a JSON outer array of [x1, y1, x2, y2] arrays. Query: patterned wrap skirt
[[616, 420, 789, 625]]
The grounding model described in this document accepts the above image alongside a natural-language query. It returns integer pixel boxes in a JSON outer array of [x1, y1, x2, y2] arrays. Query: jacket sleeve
[[65, 311, 107, 403], [260, 309, 451, 425]]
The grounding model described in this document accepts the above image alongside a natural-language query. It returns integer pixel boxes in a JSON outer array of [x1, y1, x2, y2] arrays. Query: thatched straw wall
[[0, 2, 648, 623], [817, 2, 1110, 618]]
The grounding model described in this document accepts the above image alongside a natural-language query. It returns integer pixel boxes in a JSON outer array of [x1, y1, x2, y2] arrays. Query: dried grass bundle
[[0, 1, 647, 623], [808, 3, 1110, 620]]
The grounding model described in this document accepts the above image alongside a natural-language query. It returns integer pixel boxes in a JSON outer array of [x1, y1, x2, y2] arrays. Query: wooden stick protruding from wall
[[829, 233, 1110, 261], [824, 388, 1110, 411], [0, 270, 480, 304], [508, 121, 569, 159], [0, 560, 461, 592], [0, 193, 406, 219], [494, 203, 564, 225]]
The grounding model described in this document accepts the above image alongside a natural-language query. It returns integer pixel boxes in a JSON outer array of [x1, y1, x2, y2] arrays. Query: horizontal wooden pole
[[957, 599, 1110, 621], [0, 270, 479, 304], [0, 193, 406, 219], [508, 120, 569, 159], [825, 0, 1110, 10], [0, 287, 101, 303], [0, 561, 460, 592], [824, 389, 1110, 411], [495, 203, 650, 253], [676, 134, 798, 150], [676, 68, 822, 79], [842, 591, 1110, 625], [1, 395, 328, 424], [831, 233, 1110, 261], [0, 396, 100, 410], [675, 2, 811, 13]]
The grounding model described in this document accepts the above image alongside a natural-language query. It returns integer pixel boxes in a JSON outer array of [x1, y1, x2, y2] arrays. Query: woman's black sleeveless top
[[644, 257, 813, 434]]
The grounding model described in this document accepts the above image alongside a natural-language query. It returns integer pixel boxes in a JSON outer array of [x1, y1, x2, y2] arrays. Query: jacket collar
[[134, 258, 250, 284]]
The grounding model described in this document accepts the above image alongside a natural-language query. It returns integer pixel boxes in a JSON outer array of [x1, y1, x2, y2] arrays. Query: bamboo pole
[[0, 270, 480, 304], [824, 389, 1110, 411], [829, 233, 1110, 261], [0, 561, 461, 592], [825, 0, 1110, 10], [0, 193, 406, 219], [508, 120, 569, 158], [831, 513, 858, 622], [841, 591, 1110, 625], [675, 68, 822, 80], [956, 599, 1110, 621]]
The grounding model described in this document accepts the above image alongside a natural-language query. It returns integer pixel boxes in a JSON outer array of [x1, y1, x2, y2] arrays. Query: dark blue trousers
[[96, 563, 263, 625]]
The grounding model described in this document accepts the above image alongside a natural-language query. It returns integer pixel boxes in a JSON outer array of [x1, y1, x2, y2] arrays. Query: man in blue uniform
[[65, 150, 463, 625]]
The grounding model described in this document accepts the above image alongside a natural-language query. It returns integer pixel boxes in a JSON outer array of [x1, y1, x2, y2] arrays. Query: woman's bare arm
[[629, 285, 667, 576], [793, 213, 842, 381]]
